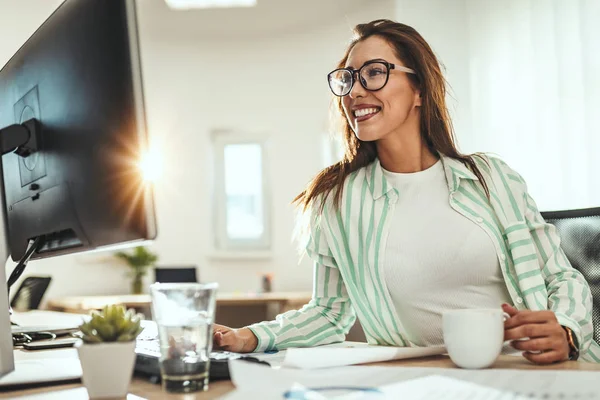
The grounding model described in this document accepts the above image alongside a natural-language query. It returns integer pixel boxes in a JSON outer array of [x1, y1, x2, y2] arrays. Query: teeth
[[354, 108, 380, 118]]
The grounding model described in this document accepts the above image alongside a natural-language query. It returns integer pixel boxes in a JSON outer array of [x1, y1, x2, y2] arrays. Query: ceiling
[[138, 0, 386, 39]]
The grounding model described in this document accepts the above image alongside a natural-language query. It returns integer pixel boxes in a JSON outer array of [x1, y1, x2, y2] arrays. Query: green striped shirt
[[248, 155, 600, 363]]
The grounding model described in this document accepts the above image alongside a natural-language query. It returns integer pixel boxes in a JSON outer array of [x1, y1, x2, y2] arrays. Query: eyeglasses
[[327, 59, 416, 97]]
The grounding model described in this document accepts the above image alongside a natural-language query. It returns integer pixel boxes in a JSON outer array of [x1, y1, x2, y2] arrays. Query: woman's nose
[[348, 77, 367, 98]]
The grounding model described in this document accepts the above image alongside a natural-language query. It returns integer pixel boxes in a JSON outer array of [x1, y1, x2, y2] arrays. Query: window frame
[[211, 130, 271, 252]]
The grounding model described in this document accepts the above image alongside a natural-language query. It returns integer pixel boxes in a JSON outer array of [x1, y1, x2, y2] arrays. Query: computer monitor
[[0, 0, 156, 377], [155, 267, 198, 284]]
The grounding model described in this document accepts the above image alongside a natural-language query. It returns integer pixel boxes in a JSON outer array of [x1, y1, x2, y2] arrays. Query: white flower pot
[[76, 340, 136, 399]]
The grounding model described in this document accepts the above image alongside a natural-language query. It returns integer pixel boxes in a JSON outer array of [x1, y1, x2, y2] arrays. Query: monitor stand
[[0, 190, 14, 377], [0, 118, 41, 378]]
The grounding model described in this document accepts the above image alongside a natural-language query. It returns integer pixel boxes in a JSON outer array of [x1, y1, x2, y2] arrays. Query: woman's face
[[341, 36, 421, 142]]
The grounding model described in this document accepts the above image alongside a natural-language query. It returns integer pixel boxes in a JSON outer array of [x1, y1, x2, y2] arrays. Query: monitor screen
[[155, 267, 198, 284], [0, 0, 156, 377]]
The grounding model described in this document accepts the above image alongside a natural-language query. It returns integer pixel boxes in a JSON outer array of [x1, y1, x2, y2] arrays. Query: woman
[[213, 19, 600, 364]]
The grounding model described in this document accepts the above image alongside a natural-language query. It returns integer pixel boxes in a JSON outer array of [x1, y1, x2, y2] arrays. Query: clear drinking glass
[[150, 282, 218, 393]]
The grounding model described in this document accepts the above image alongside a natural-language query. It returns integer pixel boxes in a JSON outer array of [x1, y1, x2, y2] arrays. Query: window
[[212, 131, 270, 251]]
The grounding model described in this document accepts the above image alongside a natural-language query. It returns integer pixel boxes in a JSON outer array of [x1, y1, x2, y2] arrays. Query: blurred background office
[[1, 0, 598, 308]]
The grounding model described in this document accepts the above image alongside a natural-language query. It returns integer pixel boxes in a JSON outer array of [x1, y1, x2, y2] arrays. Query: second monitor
[[154, 267, 198, 284]]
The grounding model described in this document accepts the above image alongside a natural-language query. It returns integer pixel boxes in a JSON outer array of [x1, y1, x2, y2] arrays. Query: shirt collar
[[365, 154, 478, 200]]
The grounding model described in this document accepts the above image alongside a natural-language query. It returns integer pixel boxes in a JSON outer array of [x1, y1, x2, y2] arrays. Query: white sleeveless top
[[382, 159, 512, 346]]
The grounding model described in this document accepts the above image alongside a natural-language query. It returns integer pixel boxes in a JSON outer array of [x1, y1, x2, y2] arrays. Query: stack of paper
[[281, 342, 446, 369], [225, 357, 599, 399]]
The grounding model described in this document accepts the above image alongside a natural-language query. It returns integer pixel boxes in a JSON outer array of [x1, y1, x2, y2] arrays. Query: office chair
[[541, 207, 600, 344], [9, 276, 52, 311], [154, 266, 198, 283]]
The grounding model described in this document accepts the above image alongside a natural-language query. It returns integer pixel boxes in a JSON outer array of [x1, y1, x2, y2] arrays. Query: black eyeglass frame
[[327, 59, 416, 97]]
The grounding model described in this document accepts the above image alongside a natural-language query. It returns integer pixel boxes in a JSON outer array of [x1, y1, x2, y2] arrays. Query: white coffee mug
[[442, 308, 510, 369]]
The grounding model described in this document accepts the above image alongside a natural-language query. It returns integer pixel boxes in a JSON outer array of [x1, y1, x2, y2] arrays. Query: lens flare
[[139, 145, 163, 183]]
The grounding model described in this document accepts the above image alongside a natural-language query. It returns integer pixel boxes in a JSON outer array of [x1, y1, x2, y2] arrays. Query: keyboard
[[134, 337, 268, 382]]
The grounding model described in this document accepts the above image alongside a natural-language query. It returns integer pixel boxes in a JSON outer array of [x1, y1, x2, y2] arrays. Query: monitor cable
[[6, 236, 45, 299]]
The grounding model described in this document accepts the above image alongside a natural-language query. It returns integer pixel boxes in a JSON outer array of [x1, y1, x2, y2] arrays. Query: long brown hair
[[293, 19, 489, 212]]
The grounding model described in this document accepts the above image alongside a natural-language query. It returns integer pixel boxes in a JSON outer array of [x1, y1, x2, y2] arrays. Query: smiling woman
[[214, 19, 600, 364]]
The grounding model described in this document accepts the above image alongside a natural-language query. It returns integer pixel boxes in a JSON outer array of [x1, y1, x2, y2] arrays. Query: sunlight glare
[[139, 145, 163, 183]]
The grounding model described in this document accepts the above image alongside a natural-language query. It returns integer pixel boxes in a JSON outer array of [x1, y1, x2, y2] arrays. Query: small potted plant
[[76, 305, 144, 399], [115, 246, 158, 294]]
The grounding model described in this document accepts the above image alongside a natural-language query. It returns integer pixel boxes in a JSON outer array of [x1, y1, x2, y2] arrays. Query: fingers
[[501, 303, 518, 317], [504, 310, 556, 329], [505, 321, 570, 365], [213, 331, 225, 349], [213, 329, 234, 350], [510, 337, 557, 352], [504, 323, 556, 341], [522, 350, 566, 365], [213, 324, 232, 348], [213, 324, 229, 334], [500, 308, 569, 365], [214, 330, 238, 351]]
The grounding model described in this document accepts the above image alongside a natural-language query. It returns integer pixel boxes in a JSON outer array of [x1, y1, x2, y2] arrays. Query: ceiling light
[[165, 0, 257, 9]]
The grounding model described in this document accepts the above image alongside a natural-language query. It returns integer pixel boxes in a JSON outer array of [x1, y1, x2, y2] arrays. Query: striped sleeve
[[247, 207, 356, 352], [521, 184, 594, 355]]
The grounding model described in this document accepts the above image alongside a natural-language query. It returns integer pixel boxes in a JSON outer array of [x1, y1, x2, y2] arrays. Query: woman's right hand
[[212, 324, 259, 353]]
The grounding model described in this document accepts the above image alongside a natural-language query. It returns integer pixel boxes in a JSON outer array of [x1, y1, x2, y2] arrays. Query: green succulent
[[79, 305, 144, 343]]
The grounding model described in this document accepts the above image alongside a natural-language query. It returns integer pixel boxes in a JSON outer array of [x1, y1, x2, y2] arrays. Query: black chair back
[[10, 276, 52, 311], [541, 207, 600, 343]]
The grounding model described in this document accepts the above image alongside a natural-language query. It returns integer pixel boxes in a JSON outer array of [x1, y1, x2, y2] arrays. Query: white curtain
[[397, 0, 600, 211], [464, 0, 600, 211]]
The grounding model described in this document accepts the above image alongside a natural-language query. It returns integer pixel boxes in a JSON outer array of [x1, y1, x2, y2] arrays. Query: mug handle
[[502, 312, 511, 321]]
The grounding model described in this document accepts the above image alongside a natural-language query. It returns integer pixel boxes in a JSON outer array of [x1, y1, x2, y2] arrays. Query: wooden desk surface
[[46, 292, 312, 313], [3, 354, 599, 399]]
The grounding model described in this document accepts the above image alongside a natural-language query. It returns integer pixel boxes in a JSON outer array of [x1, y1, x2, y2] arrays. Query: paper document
[[335, 375, 528, 400], [282, 342, 446, 369], [226, 359, 598, 400], [227, 375, 524, 400], [226, 360, 409, 399], [251, 349, 287, 368]]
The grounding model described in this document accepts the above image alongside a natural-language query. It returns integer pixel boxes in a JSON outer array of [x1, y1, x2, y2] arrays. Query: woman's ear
[[414, 90, 422, 107]]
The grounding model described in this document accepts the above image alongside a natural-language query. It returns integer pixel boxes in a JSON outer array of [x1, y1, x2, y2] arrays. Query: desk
[[46, 293, 369, 342], [47, 292, 313, 331], [3, 354, 599, 399], [46, 292, 312, 314]]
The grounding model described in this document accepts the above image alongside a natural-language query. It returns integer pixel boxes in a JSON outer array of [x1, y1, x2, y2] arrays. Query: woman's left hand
[[502, 303, 570, 364]]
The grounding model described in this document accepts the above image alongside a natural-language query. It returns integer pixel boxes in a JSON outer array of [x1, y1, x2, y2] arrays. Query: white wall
[[1, 0, 396, 303], [395, 0, 472, 153]]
